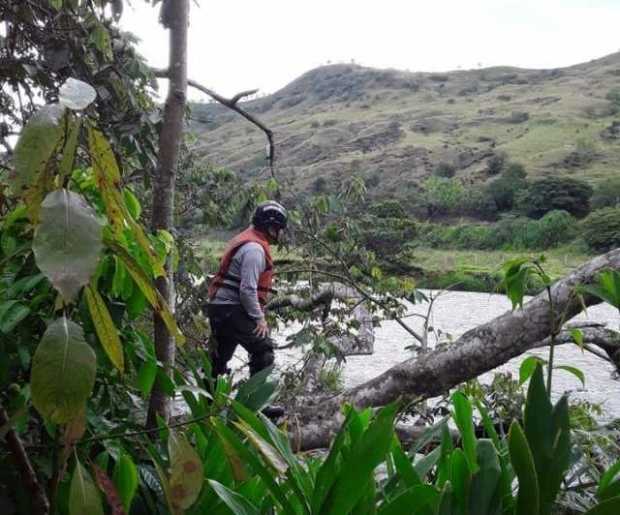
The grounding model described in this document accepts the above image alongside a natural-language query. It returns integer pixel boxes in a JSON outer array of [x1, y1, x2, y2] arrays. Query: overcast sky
[[120, 0, 620, 101]]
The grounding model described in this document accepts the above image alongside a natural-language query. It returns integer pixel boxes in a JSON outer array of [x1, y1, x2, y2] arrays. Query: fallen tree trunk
[[290, 249, 620, 450]]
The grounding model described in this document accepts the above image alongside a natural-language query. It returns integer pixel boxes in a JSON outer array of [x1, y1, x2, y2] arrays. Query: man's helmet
[[252, 200, 288, 230]]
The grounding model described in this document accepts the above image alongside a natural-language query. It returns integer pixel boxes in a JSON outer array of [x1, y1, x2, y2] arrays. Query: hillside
[[189, 52, 620, 200]]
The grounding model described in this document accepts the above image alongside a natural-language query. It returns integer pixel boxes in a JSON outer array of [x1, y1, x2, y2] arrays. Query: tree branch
[[289, 248, 620, 450], [152, 68, 276, 180]]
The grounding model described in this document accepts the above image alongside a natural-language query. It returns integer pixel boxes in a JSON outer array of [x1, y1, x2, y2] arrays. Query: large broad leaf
[[9, 104, 65, 197], [59, 77, 97, 111], [92, 464, 126, 515], [508, 421, 539, 515], [85, 284, 124, 372], [378, 484, 438, 515], [0, 300, 30, 333], [69, 459, 104, 515], [583, 497, 620, 515], [31, 317, 96, 424], [168, 431, 203, 511], [33, 189, 103, 303], [208, 479, 260, 515]]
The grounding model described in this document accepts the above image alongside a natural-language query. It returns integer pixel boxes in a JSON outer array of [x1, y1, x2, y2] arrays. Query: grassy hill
[[189, 52, 620, 200]]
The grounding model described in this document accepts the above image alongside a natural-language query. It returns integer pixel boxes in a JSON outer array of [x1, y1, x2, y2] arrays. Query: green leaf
[[571, 328, 584, 350], [232, 421, 288, 476], [33, 189, 103, 303], [168, 431, 203, 511], [69, 459, 104, 515], [0, 301, 30, 333], [113, 453, 138, 513], [85, 284, 124, 372], [59, 117, 81, 181], [598, 460, 620, 500], [583, 497, 620, 515], [9, 104, 65, 197], [519, 356, 544, 386], [91, 464, 125, 515], [377, 484, 438, 515], [91, 22, 113, 61], [234, 365, 277, 412], [123, 188, 142, 220], [500, 257, 531, 310], [320, 403, 399, 515], [137, 358, 157, 397], [451, 391, 478, 473], [554, 364, 585, 387], [59, 78, 97, 111], [208, 479, 260, 515], [449, 448, 470, 514], [31, 317, 96, 424], [469, 439, 502, 515], [508, 421, 539, 515]]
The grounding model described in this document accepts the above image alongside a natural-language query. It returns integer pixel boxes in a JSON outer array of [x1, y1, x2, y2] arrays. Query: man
[[205, 200, 287, 381]]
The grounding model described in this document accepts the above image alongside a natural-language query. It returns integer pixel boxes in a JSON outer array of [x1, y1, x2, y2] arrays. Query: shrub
[[523, 210, 577, 249], [422, 177, 465, 218], [368, 199, 407, 219], [433, 162, 456, 178], [606, 87, 620, 106], [487, 152, 506, 176], [462, 187, 499, 220], [591, 176, 620, 209], [581, 207, 620, 252], [312, 176, 328, 193], [516, 176, 593, 219]]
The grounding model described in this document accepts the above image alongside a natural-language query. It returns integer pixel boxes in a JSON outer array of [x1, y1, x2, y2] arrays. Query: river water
[[269, 290, 620, 420]]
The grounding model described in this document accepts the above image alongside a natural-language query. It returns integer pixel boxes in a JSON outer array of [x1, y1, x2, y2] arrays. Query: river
[[269, 290, 620, 420]]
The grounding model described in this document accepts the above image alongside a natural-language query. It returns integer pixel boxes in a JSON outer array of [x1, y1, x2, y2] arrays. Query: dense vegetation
[[1, 2, 620, 515]]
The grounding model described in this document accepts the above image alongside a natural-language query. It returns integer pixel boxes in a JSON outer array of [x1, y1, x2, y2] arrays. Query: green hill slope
[[189, 52, 620, 199]]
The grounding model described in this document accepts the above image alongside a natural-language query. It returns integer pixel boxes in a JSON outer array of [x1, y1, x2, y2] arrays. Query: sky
[[121, 0, 619, 101]]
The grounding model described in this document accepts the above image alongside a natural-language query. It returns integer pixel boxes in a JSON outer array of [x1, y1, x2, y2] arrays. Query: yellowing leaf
[[89, 128, 165, 277], [108, 240, 185, 345], [70, 459, 104, 515], [31, 317, 96, 424], [33, 189, 103, 303], [233, 421, 288, 476], [85, 284, 124, 372], [168, 432, 203, 511]]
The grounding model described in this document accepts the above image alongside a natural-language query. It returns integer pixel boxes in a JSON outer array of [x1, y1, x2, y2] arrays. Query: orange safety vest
[[207, 227, 274, 307]]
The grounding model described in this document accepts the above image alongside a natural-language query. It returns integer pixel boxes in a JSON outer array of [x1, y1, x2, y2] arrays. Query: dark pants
[[206, 304, 275, 377]]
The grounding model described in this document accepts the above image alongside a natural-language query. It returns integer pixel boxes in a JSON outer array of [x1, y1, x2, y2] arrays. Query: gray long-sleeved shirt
[[210, 241, 266, 320]]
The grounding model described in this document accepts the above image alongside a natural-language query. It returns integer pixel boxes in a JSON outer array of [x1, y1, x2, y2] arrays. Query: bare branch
[[152, 68, 276, 180]]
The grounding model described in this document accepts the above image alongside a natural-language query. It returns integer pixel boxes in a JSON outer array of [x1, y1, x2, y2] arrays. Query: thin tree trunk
[[290, 248, 620, 450], [0, 407, 49, 514], [146, 0, 189, 428]]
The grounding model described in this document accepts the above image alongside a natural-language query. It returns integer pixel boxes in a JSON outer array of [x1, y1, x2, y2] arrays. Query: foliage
[[421, 177, 465, 218], [432, 162, 456, 178], [516, 176, 593, 219], [591, 176, 620, 210], [485, 162, 527, 212], [581, 207, 620, 252]]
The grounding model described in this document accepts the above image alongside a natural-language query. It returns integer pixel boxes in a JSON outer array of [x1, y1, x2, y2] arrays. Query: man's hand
[[253, 318, 269, 338]]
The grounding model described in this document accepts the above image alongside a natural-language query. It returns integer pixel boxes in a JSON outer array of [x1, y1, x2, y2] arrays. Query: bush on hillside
[[462, 187, 499, 220], [591, 176, 620, 209], [486, 152, 506, 176], [368, 199, 407, 218], [516, 176, 593, 219], [581, 207, 620, 252], [524, 210, 577, 249], [433, 162, 456, 178], [422, 177, 465, 218], [486, 168, 527, 211], [360, 215, 417, 255]]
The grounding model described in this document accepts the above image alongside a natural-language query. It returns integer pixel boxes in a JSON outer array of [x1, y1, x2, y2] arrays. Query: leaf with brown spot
[[168, 432, 203, 511], [92, 464, 126, 515]]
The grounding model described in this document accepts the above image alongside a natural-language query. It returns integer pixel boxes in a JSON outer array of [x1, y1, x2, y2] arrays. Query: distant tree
[[591, 176, 620, 209], [581, 207, 620, 252], [486, 162, 527, 211], [516, 176, 593, 219], [487, 152, 507, 176]]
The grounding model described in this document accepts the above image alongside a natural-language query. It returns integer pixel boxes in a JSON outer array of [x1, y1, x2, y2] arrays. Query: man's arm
[[238, 243, 266, 321]]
